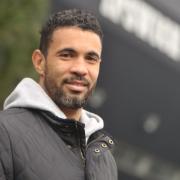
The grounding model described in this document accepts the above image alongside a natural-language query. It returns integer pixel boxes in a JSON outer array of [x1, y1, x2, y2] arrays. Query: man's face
[[42, 27, 102, 109]]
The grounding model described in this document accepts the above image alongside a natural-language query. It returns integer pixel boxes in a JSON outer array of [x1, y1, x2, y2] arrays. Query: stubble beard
[[44, 71, 96, 109]]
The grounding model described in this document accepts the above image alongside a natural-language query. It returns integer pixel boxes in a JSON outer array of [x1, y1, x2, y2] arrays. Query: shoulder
[[0, 108, 41, 135], [88, 129, 117, 152], [0, 108, 38, 123], [86, 129, 118, 179], [0, 108, 30, 119], [0, 108, 25, 127]]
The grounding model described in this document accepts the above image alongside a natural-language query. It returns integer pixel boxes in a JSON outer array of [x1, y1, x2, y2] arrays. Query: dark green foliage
[[0, 0, 49, 109]]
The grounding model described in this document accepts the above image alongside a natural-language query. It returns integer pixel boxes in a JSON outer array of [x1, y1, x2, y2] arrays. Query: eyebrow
[[56, 48, 101, 59], [56, 48, 76, 55]]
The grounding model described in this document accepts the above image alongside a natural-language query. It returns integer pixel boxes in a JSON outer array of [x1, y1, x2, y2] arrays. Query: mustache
[[63, 75, 90, 86]]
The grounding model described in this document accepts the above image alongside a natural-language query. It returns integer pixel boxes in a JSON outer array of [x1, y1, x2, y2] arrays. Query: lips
[[65, 81, 88, 92]]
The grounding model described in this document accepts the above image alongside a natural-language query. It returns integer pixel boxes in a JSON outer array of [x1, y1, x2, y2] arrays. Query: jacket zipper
[[75, 121, 86, 163]]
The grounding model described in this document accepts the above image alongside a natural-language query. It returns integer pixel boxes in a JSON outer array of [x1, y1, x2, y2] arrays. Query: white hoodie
[[3, 78, 104, 141]]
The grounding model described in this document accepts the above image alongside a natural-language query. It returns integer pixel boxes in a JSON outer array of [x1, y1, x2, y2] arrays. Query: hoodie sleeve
[[0, 123, 13, 180]]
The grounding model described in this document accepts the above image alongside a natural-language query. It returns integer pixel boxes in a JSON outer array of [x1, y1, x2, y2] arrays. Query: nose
[[70, 57, 88, 76]]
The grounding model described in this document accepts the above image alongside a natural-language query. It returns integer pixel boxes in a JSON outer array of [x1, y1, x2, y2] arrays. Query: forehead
[[49, 27, 102, 53]]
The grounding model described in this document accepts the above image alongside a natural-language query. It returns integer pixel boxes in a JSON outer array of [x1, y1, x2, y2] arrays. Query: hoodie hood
[[4, 78, 104, 141]]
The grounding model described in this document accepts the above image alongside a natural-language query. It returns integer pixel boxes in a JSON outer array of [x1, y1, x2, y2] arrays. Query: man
[[0, 9, 117, 180]]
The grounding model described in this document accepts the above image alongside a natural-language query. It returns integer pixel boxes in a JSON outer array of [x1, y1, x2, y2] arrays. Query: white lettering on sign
[[99, 0, 180, 61]]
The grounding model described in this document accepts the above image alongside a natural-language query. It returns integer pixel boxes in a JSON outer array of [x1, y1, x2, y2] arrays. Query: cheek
[[46, 62, 63, 78], [90, 66, 100, 83], [45, 65, 59, 85]]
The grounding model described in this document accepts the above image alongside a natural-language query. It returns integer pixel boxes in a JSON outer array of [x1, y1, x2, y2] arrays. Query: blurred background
[[1, 0, 180, 179]]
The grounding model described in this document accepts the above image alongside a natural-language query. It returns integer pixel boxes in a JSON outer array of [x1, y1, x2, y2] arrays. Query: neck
[[60, 107, 82, 121]]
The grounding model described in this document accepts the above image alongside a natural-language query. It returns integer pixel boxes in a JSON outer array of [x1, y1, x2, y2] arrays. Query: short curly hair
[[39, 9, 103, 56]]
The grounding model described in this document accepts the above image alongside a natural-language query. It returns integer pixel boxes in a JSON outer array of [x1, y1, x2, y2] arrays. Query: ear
[[32, 49, 46, 76]]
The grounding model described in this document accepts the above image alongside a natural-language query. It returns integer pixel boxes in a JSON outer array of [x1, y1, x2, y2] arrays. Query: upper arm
[[0, 160, 6, 180], [0, 123, 13, 180]]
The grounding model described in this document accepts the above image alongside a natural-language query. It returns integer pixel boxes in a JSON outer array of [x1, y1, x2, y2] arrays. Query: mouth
[[65, 81, 88, 92]]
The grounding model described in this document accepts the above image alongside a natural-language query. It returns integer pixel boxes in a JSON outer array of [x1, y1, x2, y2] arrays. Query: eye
[[56, 49, 77, 60], [60, 52, 73, 58], [86, 55, 100, 63]]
